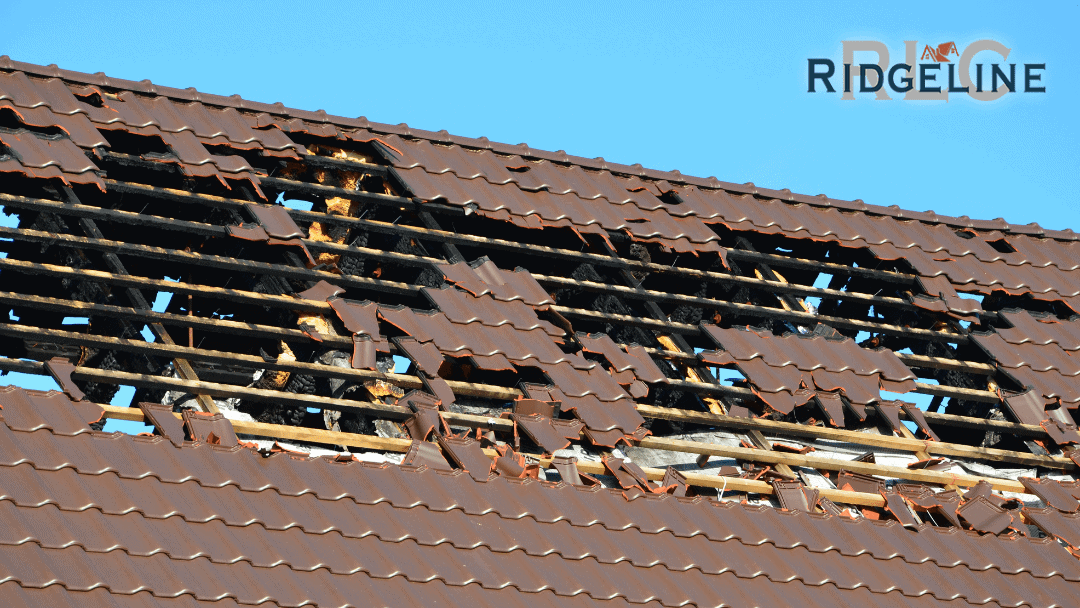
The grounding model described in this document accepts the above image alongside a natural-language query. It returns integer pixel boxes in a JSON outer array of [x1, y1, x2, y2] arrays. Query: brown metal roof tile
[[0, 387, 99, 436], [881, 490, 922, 529], [0, 130, 100, 176], [957, 496, 1014, 535], [400, 439, 453, 471], [998, 309, 1080, 351], [811, 391, 846, 427], [898, 485, 962, 528], [578, 332, 666, 384], [1020, 477, 1080, 513], [436, 435, 494, 482], [511, 413, 571, 455], [296, 280, 344, 302], [837, 470, 885, 495], [423, 286, 563, 337], [0, 101, 109, 148], [772, 480, 819, 513], [394, 337, 444, 376], [181, 411, 239, 447], [1026, 507, 1080, 550], [438, 259, 553, 307], [378, 305, 585, 371], [997, 365, 1080, 408], [328, 299, 387, 350], [42, 357, 86, 402], [245, 202, 305, 240], [137, 402, 186, 445], [4, 409, 1079, 595], [1002, 388, 1060, 426], [702, 325, 915, 383], [971, 332, 1080, 375]]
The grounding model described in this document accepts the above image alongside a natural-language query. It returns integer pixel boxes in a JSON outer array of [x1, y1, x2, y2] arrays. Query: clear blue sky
[[0, 1, 1075, 424]]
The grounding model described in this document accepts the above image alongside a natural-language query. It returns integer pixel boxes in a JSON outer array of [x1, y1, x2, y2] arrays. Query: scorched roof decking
[[0, 56, 1079, 606]]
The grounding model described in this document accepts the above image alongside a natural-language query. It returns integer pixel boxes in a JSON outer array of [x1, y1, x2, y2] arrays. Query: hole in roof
[[954, 229, 977, 240], [987, 238, 1016, 254], [140, 325, 155, 342], [275, 192, 313, 211], [151, 291, 173, 313], [101, 386, 153, 434], [61, 317, 88, 325], [658, 190, 683, 205], [955, 292, 984, 302], [392, 355, 411, 373], [73, 90, 105, 108], [0, 108, 67, 138], [506, 165, 530, 173], [0, 368, 59, 391], [0, 207, 17, 228]]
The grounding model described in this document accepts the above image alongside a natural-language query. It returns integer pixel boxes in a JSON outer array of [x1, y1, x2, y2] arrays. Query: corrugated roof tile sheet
[[701, 325, 916, 416], [972, 331, 1080, 408], [3, 388, 1080, 607]]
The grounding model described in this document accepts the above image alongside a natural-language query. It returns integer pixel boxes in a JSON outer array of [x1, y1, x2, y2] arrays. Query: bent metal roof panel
[[0, 57, 1079, 606]]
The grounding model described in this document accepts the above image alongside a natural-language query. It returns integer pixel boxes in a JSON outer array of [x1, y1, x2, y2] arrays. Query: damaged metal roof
[[0, 56, 1079, 605]]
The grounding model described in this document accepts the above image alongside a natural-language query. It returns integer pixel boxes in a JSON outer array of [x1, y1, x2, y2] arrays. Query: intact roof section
[[2, 388, 1079, 607]]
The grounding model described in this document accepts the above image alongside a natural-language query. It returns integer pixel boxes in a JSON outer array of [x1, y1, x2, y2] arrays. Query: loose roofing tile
[[42, 357, 85, 402], [510, 413, 572, 454], [578, 332, 666, 384], [296, 279, 345, 302], [436, 435, 495, 482], [328, 298, 388, 350], [971, 332, 1080, 407], [1019, 478, 1080, 513], [437, 259, 553, 306], [899, 485, 963, 528], [997, 309, 1080, 352], [702, 325, 915, 413], [957, 497, 1015, 535], [1026, 507, 1080, 551], [423, 286, 564, 336], [138, 402, 187, 445], [701, 324, 916, 382], [772, 480, 820, 513], [181, 411, 240, 447], [0, 130, 104, 189], [400, 439, 453, 471], [1001, 388, 1080, 444], [377, 305, 590, 371], [246, 203, 306, 240], [394, 336, 445, 375]]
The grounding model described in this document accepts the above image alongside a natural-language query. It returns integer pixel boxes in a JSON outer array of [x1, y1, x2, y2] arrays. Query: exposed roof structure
[[0, 57, 1079, 606]]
